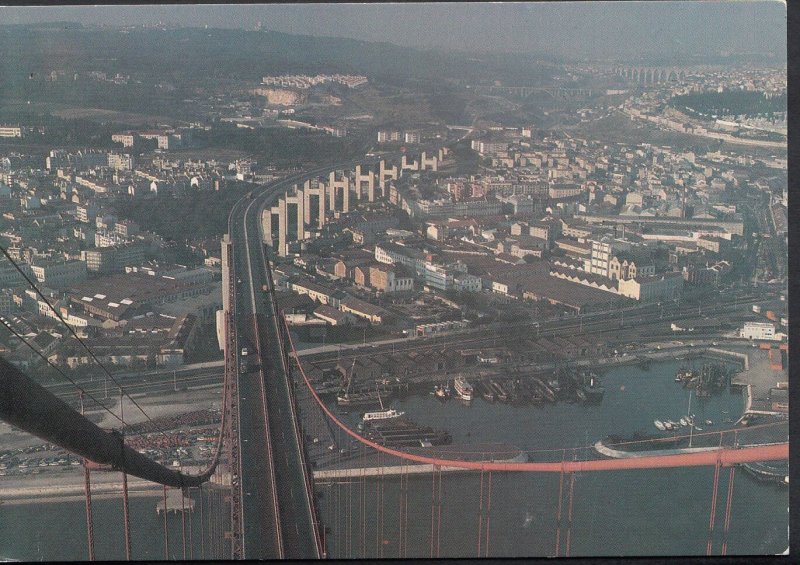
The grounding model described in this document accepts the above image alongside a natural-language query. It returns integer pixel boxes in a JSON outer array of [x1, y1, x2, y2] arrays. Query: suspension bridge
[[0, 154, 789, 559]]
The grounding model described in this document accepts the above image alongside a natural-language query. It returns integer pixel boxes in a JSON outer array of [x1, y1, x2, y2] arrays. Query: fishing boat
[[664, 421, 674, 431], [577, 372, 605, 404], [679, 417, 688, 427], [654, 420, 666, 431]]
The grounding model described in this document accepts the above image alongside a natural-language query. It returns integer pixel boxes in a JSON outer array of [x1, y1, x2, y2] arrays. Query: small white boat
[[694, 426, 703, 431], [523, 511, 533, 528], [664, 421, 674, 431], [362, 408, 404, 422], [654, 420, 666, 431], [679, 417, 688, 427], [705, 419, 713, 426]]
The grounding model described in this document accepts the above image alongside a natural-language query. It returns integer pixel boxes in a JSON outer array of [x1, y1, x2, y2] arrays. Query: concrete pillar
[[401, 155, 419, 171], [379, 160, 398, 197], [264, 205, 281, 248], [278, 196, 288, 257], [354, 165, 375, 202], [221, 235, 232, 314], [328, 171, 350, 213], [302, 180, 326, 229], [420, 152, 438, 171]]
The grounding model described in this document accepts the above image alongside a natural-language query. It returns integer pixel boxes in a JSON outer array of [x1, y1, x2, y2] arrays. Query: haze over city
[[1, 2, 787, 59]]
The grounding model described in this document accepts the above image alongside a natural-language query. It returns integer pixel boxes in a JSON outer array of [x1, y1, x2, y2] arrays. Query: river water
[[317, 358, 789, 558], [0, 359, 788, 559]]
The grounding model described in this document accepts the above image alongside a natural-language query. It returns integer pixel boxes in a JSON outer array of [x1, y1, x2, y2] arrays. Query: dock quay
[[361, 418, 450, 448], [594, 415, 787, 460], [313, 443, 527, 481], [741, 461, 789, 484], [594, 440, 719, 459], [156, 487, 195, 515], [299, 340, 761, 404]]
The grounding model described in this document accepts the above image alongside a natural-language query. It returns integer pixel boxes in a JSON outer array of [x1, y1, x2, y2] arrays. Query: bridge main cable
[[283, 316, 788, 472], [0, 356, 218, 488]]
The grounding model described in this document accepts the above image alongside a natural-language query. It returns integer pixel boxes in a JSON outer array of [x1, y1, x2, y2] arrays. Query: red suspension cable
[[565, 469, 576, 557], [554, 458, 565, 557], [721, 466, 736, 555], [706, 459, 722, 555]]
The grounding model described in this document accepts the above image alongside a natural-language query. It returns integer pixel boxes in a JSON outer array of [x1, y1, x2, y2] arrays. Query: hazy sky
[[0, 2, 787, 59]]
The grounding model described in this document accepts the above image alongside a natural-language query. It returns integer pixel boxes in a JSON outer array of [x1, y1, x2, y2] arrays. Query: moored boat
[[454, 376, 473, 401], [654, 420, 666, 431], [362, 408, 405, 422]]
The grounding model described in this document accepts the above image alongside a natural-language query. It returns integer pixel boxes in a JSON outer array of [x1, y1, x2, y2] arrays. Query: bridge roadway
[[228, 159, 371, 558]]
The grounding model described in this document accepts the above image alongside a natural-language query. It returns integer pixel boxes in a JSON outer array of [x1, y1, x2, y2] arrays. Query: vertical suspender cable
[[430, 465, 437, 558], [565, 449, 577, 558], [379, 453, 385, 558], [80, 394, 96, 562], [565, 469, 576, 557], [83, 463, 95, 561], [436, 466, 442, 558], [119, 391, 131, 561], [188, 488, 194, 560], [706, 458, 722, 555], [476, 467, 484, 557], [404, 463, 410, 558], [348, 475, 353, 559], [484, 470, 493, 557], [121, 470, 132, 561], [376, 450, 382, 557], [721, 466, 736, 555], [207, 489, 214, 560], [199, 486, 205, 560], [398, 464, 404, 558], [554, 455, 565, 557], [181, 489, 187, 560], [361, 442, 366, 558], [163, 485, 170, 560]]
